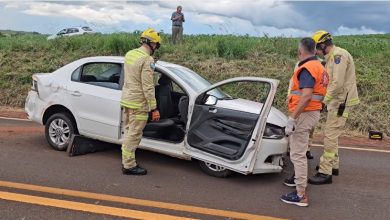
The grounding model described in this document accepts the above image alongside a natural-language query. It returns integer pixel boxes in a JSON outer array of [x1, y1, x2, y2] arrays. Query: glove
[[151, 109, 160, 122], [285, 117, 296, 136]]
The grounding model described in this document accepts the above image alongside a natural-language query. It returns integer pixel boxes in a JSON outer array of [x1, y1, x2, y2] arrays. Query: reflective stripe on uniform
[[148, 99, 157, 110], [324, 94, 333, 102], [135, 114, 148, 121], [121, 145, 134, 157], [323, 150, 336, 159], [120, 100, 142, 109], [290, 90, 324, 101], [125, 49, 148, 65], [332, 111, 349, 118], [347, 98, 360, 106], [134, 48, 148, 56]]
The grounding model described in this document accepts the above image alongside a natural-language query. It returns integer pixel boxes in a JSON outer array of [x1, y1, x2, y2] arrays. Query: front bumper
[[252, 137, 288, 174]]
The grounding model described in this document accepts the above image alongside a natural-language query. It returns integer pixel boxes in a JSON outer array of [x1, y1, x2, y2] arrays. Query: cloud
[[334, 26, 385, 36], [194, 14, 225, 25], [21, 1, 161, 25], [290, 1, 390, 33], [1, 0, 388, 36], [154, 0, 308, 29]]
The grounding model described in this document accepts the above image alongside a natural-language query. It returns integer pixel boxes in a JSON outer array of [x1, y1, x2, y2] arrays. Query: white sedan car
[[25, 56, 288, 177], [47, 27, 94, 40]]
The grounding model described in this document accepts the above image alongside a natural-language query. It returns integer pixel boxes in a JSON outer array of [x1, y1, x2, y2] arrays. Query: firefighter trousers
[[319, 107, 351, 175], [122, 108, 148, 169]]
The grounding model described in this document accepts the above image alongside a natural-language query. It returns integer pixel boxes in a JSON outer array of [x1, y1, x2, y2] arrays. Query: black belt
[[173, 25, 182, 27]]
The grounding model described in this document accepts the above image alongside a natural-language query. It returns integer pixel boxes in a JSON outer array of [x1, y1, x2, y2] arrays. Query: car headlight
[[263, 123, 285, 139]]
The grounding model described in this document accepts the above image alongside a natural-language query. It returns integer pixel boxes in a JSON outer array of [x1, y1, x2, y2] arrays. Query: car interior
[[186, 96, 259, 160], [143, 72, 262, 161], [75, 63, 188, 143], [143, 72, 189, 143]]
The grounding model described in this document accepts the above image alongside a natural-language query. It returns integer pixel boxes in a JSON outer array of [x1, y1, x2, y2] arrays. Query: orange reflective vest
[[288, 60, 329, 112]]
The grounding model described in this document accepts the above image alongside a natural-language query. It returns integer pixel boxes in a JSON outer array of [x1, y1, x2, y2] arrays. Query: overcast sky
[[1, 0, 389, 37]]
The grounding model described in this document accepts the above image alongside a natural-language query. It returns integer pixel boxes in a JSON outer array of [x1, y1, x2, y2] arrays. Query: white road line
[[0, 116, 30, 122], [311, 144, 390, 154]]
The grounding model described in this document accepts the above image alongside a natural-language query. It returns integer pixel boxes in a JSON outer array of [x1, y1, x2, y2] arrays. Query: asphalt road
[[0, 118, 389, 220]]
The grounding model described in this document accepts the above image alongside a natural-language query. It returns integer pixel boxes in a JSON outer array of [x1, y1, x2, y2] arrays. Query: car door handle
[[208, 108, 217, 113], [71, 91, 81, 96]]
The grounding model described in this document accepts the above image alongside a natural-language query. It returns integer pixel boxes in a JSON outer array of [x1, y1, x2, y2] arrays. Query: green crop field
[[0, 32, 389, 135]]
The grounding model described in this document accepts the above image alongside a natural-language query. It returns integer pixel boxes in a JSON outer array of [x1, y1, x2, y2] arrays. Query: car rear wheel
[[45, 113, 76, 151], [198, 161, 233, 178]]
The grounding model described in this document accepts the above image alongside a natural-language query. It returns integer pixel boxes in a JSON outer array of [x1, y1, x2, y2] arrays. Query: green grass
[[0, 32, 389, 135]]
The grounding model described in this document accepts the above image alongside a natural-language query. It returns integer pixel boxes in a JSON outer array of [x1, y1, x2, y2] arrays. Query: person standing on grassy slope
[[171, 5, 185, 44], [120, 28, 161, 175], [309, 30, 360, 184], [281, 37, 328, 207]]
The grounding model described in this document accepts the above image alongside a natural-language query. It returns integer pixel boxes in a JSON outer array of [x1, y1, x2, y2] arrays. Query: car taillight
[[32, 78, 38, 92]]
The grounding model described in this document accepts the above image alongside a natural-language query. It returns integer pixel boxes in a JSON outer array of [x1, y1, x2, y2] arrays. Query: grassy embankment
[[0, 32, 389, 135]]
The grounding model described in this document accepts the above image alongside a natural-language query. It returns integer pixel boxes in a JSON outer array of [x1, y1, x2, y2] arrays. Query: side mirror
[[204, 95, 218, 106]]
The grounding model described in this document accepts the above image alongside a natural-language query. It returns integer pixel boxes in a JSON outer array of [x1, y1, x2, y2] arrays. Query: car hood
[[216, 98, 287, 127]]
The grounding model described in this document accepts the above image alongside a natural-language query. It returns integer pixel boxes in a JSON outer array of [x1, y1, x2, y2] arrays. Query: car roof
[[77, 56, 182, 69]]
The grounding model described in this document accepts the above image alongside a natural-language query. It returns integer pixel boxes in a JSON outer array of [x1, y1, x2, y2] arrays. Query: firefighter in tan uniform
[[309, 30, 360, 184], [121, 28, 161, 175]]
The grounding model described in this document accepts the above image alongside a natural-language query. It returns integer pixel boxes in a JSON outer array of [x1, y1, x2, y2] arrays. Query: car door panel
[[67, 83, 121, 139], [188, 105, 257, 160]]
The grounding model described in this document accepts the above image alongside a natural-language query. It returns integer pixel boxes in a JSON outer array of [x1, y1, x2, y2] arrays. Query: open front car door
[[184, 77, 279, 175]]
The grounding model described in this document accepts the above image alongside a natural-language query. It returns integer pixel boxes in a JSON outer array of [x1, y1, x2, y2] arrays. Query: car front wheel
[[45, 113, 76, 151], [198, 161, 233, 178]]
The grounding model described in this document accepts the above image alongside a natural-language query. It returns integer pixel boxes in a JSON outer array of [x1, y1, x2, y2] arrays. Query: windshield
[[166, 66, 229, 99]]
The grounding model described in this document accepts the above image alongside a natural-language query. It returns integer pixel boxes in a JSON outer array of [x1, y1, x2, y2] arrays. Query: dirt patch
[[0, 126, 43, 135], [0, 106, 28, 119], [312, 134, 390, 150]]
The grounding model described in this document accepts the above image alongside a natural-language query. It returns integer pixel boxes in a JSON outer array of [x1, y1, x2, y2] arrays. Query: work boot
[[315, 165, 339, 176], [308, 173, 332, 185], [306, 151, 314, 159], [122, 166, 147, 175], [283, 175, 296, 187]]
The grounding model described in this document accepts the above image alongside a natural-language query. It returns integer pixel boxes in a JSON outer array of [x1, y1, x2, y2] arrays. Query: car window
[[79, 63, 122, 90], [214, 81, 271, 102], [154, 72, 185, 94], [67, 28, 79, 33], [57, 29, 67, 35], [166, 66, 228, 99], [82, 27, 93, 31], [71, 67, 81, 81]]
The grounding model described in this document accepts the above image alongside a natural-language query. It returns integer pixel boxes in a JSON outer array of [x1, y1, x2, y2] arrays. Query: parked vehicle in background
[[25, 56, 288, 177], [47, 27, 94, 40]]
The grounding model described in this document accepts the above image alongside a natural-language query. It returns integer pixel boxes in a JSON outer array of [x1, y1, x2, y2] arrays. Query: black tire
[[45, 113, 76, 151], [198, 160, 233, 178]]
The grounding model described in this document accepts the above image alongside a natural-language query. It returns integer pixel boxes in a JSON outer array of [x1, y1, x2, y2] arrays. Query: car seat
[[155, 75, 176, 119]]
